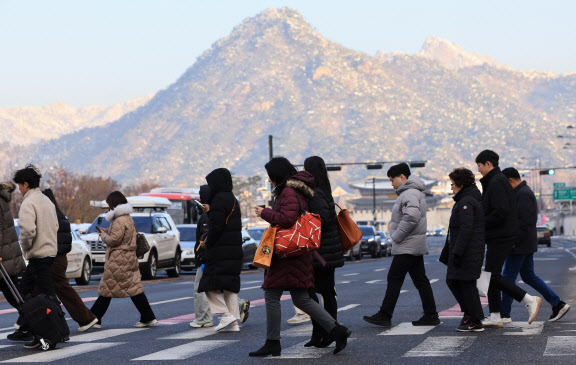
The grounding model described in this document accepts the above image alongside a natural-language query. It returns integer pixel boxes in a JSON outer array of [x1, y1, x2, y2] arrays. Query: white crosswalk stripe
[[544, 336, 576, 356], [269, 339, 334, 359], [379, 322, 438, 336], [403, 336, 476, 357], [160, 328, 219, 340], [68, 328, 147, 342], [338, 304, 360, 312], [132, 340, 238, 361], [503, 321, 545, 336], [0, 342, 122, 363]]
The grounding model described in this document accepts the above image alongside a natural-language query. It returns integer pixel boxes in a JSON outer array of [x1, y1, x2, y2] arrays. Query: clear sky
[[0, 0, 574, 107]]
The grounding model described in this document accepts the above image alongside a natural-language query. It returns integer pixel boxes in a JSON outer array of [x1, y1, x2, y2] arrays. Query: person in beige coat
[[89, 191, 157, 328]]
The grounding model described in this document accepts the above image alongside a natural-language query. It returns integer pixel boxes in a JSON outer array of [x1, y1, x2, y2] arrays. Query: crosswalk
[[0, 317, 573, 361]]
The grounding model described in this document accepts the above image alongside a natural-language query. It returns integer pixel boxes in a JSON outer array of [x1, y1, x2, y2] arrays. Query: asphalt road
[[0, 236, 575, 364]]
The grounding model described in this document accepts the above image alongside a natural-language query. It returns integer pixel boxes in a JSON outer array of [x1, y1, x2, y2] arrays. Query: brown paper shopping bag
[[252, 226, 277, 269]]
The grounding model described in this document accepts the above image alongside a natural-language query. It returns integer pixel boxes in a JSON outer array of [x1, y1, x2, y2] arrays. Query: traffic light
[[409, 162, 426, 168], [366, 164, 383, 170], [539, 169, 556, 175], [326, 166, 342, 171]]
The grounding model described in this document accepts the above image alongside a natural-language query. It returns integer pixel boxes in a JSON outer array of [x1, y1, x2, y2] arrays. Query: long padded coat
[[198, 168, 243, 294], [0, 181, 25, 277], [98, 203, 144, 298], [261, 171, 316, 290]]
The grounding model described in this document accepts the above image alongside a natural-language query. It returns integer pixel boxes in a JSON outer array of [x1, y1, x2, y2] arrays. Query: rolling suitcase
[[0, 263, 70, 350]]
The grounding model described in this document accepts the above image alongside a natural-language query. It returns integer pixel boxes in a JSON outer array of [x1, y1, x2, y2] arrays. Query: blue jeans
[[501, 253, 560, 317]]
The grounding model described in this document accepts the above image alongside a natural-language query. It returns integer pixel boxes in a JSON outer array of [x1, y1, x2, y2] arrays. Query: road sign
[[554, 183, 566, 188], [553, 188, 576, 200]]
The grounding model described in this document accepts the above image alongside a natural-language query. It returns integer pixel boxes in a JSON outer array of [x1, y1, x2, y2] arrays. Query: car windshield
[[86, 216, 154, 234], [178, 226, 197, 241], [360, 227, 374, 236], [248, 228, 266, 241]]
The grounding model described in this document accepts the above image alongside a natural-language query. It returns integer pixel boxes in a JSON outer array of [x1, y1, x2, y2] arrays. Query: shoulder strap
[[289, 187, 305, 214], [225, 198, 236, 224]]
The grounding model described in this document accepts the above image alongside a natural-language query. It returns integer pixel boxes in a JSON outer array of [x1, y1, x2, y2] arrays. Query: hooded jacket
[[308, 187, 344, 269], [0, 182, 25, 276], [479, 167, 518, 242], [18, 188, 58, 260], [510, 181, 538, 255], [198, 168, 243, 294], [261, 171, 316, 290], [55, 209, 72, 255], [389, 175, 429, 256], [98, 203, 144, 297], [194, 185, 211, 266], [447, 185, 485, 280]]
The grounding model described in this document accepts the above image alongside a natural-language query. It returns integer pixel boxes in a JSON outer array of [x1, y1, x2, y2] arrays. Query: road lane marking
[[400, 290, 408, 294], [282, 324, 313, 337], [270, 339, 335, 358], [338, 304, 360, 312], [132, 340, 239, 361], [503, 321, 544, 336], [544, 336, 576, 356], [366, 280, 383, 284], [374, 268, 387, 272], [429, 279, 439, 284], [160, 328, 218, 340], [1, 342, 122, 363], [337, 281, 351, 284], [379, 322, 439, 336], [150, 297, 193, 306], [241, 286, 262, 290], [68, 328, 147, 342], [403, 336, 476, 357], [439, 297, 489, 318], [243, 280, 263, 284], [0, 297, 97, 315], [518, 280, 551, 284], [343, 273, 359, 276]]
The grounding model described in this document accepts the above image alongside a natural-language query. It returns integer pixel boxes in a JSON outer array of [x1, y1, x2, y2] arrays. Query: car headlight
[[368, 238, 374, 242], [185, 249, 195, 255]]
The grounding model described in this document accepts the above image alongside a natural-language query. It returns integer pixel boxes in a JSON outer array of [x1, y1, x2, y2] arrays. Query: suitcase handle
[[0, 263, 24, 305]]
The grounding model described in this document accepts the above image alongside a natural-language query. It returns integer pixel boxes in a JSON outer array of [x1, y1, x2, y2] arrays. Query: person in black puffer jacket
[[445, 168, 485, 332], [303, 156, 345, 348], [198, 168, 244, 333]]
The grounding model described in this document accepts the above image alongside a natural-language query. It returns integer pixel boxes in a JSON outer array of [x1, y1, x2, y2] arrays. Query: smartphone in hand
[[194, 200, 204, 208]]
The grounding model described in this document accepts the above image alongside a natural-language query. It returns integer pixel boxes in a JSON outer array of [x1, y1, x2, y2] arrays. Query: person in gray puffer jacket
[[363, 163, 439, 328], [0, 181, 26, 309]]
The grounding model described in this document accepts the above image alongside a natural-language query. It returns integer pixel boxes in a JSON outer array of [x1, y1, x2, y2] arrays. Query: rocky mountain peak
[[418, 35, 506, 70]]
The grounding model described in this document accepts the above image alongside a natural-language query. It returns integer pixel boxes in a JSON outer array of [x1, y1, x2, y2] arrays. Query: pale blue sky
[[0, 0, 574, 107]]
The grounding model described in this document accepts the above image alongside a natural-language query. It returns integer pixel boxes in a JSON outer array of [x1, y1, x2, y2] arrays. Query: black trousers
[[0, 275, 21, 309], [485, 239, 526, 313], [20, 257, 55, 298], [446, 279, 484, 323], [90, 293, 156, 323], [380, 254, 437, 317], [310, 267, 338, 338]]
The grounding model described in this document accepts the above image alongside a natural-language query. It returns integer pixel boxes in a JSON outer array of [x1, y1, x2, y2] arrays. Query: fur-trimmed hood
[[0, 181, 16, 202], [285, 171, 315, 199], [105, 203, 133, 222]]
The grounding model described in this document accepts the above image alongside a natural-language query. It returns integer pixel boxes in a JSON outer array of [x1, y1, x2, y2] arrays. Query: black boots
[[330, 323, 351, 355], [249, 339, 281, 357]]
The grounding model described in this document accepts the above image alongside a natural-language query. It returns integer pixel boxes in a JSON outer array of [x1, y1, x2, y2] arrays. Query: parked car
[[15, 220, 92, 285], [537, 226, 551, 247], [358, 225, 381, 258], [83, 196, 181, 280], [242, 229, 258, 269], [434, 228, 446, 236], [247, 226, 267, 245], [377, 231, 390, 257], [343, 238, 363, 261], [177, 224, 197, 271]]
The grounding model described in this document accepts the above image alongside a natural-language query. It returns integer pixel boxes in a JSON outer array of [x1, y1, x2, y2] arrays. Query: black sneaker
[[7, 329, 34, 342], [23, 338, 41, 349], [412, 315, 440, 326], [549, 301, 571, 322], [363, 311, 392, 326], [457, 322, 485, 332]]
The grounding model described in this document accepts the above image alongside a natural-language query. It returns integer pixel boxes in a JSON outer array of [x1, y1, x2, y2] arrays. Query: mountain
[[0, 95, 153, 147], [3, 8, 575, 189]]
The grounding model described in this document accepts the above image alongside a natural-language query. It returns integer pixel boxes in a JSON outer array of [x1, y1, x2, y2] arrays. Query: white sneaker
[[189, 321, 214, 328], [215, 316, 236, 331], [481, 317, 503, 328], [526, 296, 542, 324], [501, 317, 512, 324], [219, 324, 240, 332], [78, 318, 99, 332], [286, 313, 311, 324], [135, 319, 158, 328]]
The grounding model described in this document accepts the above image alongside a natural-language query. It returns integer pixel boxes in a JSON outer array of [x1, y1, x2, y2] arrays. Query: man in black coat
[[476, 150, 541, 328], [500, 168, 570, 322]]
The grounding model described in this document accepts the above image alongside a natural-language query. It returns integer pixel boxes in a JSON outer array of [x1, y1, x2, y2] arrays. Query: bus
[[141, 187, 200, 225]]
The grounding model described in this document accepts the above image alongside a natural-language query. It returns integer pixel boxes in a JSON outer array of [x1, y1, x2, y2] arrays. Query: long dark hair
[[106, 191, 128, 210], [265, 157, 297, 195], [42, 188, 63, 215], [304, 156, 333, 200]]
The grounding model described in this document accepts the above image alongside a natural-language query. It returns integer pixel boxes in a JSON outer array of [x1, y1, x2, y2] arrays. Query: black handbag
[[134, 224, 150, 257], [439, 229, 450, 266]]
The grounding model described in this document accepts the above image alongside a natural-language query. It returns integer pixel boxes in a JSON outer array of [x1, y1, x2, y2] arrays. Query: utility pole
[[268, 135, 273, 160], [372, 177, 377, 228]]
